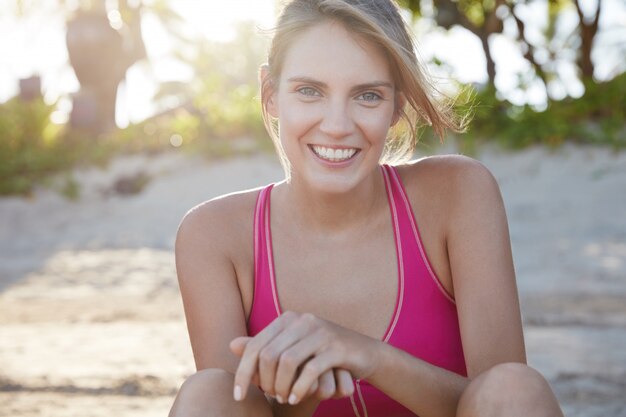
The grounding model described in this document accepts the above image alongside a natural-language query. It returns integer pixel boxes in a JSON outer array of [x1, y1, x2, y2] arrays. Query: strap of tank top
[[380, 164, 406, 342], [384, 164, 456, 304], [252, 184, 281, 318], [253, 186, 267, 284]]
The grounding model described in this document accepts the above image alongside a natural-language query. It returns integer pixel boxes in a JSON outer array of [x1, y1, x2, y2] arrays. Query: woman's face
[[268, 20, 398, 194]]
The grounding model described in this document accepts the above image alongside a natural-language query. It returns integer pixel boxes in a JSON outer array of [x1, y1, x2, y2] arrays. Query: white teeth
[[312, 146, 357, 162]]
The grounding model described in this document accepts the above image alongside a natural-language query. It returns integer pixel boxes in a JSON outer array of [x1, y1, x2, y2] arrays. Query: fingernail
[[233, 385, 242, 401], [288, 393, 298, 405], [276, 394, 284, 404]]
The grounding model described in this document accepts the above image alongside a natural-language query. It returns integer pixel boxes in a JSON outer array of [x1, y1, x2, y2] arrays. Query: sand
[[0, 144, 625, 416]]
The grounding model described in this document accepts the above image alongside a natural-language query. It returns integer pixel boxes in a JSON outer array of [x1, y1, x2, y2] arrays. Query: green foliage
[[0, 96, 166, 196], [194, 77, 266, 141], [153, 20, 269, 146], [397, 0, 422, 17], [463, 73, 626, 151], [59, 174, 80, 200], [458, 0, 492, 27], [0, 97, 71, 195], [0, 95, 269, 197]]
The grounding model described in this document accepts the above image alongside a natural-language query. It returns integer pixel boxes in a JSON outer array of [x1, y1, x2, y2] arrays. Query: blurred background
[[1, 0, 624, 197], [0, 1, 625, 416]]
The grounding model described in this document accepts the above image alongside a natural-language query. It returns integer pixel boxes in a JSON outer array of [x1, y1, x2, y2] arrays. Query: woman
[[169, 1, 564, 416]]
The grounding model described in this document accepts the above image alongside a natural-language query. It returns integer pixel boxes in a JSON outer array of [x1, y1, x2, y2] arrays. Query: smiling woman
[[167, 1, 565, 417], [264, 20, 399, 193]]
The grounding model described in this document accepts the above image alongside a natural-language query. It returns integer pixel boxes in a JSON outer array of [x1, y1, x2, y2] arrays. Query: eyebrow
[[286, 76, 394, 91]]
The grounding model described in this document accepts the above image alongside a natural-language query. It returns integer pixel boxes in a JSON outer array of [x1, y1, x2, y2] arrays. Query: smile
[[310, 145, 359, 162]]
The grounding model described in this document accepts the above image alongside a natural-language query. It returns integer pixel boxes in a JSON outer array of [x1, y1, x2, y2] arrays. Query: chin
[[300, 166, 369, 195]]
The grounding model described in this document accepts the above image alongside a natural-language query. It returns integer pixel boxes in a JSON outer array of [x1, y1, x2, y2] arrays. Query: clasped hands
[[229, 311, 379, 405]]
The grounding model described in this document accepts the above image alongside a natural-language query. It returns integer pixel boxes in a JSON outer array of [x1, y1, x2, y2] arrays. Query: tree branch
[[592, 0, 602, 33], [573, 0, 586, 25], [574, 0, 602, 30], [484, 0, 506, 34], [507, 3, 548, 84], [435, 0, 481, 37], [573, 0, 601, 78]]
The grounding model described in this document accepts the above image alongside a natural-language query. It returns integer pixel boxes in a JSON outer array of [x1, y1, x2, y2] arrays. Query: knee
[[169, 368, 273, 417], [169, 368, 234, 417], [457, 363, 563, 417], [178, 368, 233, 397]]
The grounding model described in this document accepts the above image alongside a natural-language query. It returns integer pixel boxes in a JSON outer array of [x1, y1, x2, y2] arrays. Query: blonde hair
[[261, 0, 466, 169]]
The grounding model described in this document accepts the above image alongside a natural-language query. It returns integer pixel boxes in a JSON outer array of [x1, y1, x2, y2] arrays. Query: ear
[[391, 92, 406, 126], [259, 64, 278, 118]]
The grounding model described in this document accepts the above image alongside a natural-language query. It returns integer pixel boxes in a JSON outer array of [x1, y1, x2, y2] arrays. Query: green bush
[[465, 73, 626, 151], [0, 97, 70, 195], [0, 94, 269, 197]]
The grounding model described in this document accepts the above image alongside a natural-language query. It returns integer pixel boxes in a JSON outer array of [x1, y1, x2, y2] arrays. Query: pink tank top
[[248, 164, 467, 417]]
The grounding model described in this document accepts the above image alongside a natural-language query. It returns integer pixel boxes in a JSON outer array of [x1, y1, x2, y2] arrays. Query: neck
[[273, 167, 387, 235]]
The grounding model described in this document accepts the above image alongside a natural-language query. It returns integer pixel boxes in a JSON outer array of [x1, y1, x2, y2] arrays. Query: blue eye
[[358, 92, 382, 102], [298, 87, 320, 97]]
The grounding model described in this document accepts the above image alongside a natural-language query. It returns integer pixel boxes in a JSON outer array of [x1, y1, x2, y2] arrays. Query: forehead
[[280, 20, 393, 87]]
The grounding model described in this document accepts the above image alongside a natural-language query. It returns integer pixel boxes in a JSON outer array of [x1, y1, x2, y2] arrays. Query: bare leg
[[456, 363, 564, 417], [169, 368, 273, 417]]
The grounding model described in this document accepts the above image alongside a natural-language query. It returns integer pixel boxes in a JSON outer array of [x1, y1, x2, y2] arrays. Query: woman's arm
[[176, 198, 251, 373], [365, 156, 526, 416], [176, 195, 289, 414]]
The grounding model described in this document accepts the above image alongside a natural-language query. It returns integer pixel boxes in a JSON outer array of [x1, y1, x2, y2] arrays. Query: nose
[[319, 98, 354, 139]]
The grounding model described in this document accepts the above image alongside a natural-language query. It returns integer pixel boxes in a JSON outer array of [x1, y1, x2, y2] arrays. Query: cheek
[[354, 109, 394, 145], [277, 98, 320, 138]]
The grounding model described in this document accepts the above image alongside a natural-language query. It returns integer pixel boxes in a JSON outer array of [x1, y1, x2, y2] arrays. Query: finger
[[289, 350, 340, 405], [251, 372, 260, 388], [315, 369, 336, 400], [258, 319, 314, 396], [307, 378, 319, 397], [333, 368, 354, 398], [233, 312, 296, 401], [229, 336, 252, 357], [274, 335, 326, 402]]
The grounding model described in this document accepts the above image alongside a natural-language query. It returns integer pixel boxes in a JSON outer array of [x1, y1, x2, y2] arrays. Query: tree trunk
[[66, 10, 126, 133], [65, 2, 146, 134], [574, 0, 602, 80], [579, 27, 594, 78], [480, 34, 496, 85]]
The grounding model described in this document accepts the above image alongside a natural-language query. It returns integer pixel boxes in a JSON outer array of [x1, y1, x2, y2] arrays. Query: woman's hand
[[229, 311, 381, 405], [230, 337, 354, 404]]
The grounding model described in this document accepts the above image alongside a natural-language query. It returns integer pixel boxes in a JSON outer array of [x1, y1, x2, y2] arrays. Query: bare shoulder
[[398, 154, 498, 194], [395, 154, 502, 213], [179, 187, 261, 232], [176, 187, 262, 260]]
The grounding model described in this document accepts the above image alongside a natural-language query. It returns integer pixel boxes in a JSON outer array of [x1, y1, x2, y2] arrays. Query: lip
[[307, 144, 360, 167]]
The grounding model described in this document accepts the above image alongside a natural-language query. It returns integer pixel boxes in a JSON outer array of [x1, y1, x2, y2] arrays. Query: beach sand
[[1, 145, 625, 416]]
